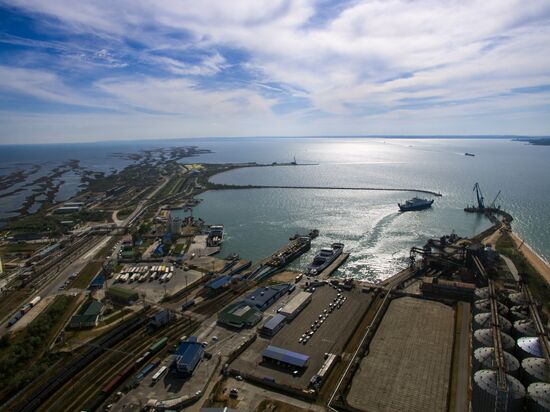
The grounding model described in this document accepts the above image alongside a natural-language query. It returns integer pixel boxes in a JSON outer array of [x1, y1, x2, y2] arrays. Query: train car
[[29, 296, 41, 307], [151, 366, 168, 384], [149, 337, 169, 354], [101, 363, 135, 394]]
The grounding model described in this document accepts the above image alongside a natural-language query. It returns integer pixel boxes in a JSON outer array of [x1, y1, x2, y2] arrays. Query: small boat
[[465, 152, 475, 157], [398, 197, 434, 212]]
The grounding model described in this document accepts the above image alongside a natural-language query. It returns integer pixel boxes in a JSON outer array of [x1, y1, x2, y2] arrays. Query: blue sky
[[0, 0, 549, 143]]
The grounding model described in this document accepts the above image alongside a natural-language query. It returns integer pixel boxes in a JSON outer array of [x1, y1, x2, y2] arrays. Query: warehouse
[[106, 286, 139, 305], [243, 283, 291, 311], [278, 291, 312, 320], [218, 301, 263, 329], [260, 314, 287, 337], [262, 345, 309, 370], [171, 336, 204, 377], [69, 299, 102, 329], [205, 275, 232, 296]]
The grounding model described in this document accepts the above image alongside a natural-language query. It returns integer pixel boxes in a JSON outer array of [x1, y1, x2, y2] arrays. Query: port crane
[[489, 190, 501, 209], [473, 182, 485, 209]]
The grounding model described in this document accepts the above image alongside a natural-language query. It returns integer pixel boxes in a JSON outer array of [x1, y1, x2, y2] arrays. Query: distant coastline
[[512, 137, 550, 146]]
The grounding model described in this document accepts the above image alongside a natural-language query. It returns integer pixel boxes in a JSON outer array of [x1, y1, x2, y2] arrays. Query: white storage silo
[[472, 369, 525, 412]]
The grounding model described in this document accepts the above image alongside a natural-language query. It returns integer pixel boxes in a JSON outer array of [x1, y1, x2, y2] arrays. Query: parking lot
[[231, 285, 372, 388], [107, 266, 204, 303]]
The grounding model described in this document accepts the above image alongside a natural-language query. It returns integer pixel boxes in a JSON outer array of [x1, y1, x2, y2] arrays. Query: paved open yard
[[346, 296, 455, 412], [231, 285, 372, 388]]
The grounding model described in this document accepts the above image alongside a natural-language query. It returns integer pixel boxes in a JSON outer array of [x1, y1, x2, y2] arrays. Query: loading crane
[[473, 182, 485, 209], [489, 190, 501, 209]]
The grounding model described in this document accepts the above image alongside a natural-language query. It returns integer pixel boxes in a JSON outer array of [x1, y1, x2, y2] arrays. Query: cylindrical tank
[[508, 292, 528, 306], [474, 299, 510, 316], [517, 337, 550, 361], [472, 369, 525, 412], [527, 382, 550, 412], [521, 357, 550, 386], [475, 287, 490, 301], [474, 328, 515, 352], [513, 320, 537, 339], [473, 347, 520, 377], [510, 305, 530, 322], [473, 312, 512, 334]]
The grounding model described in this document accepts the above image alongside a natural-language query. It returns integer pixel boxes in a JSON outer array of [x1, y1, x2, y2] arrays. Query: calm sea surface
[[1, 138, 548, 281]]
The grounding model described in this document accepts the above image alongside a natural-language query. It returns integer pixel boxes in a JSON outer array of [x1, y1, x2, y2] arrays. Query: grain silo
[[474, 328, 515, 352], [509, 305, 530, 322], [513, 320, 537, 340], [517, 337, 549, 361], [526, 382, 550, 412], [472, 369, 525, 412], [475, 287, 490, 301], [473, 312, 512, 334], [521, 358, 550, 386], [473, 347, 520, 377], [474, 298, 509, 317]]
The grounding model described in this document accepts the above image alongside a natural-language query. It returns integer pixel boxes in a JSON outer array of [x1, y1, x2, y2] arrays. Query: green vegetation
[[0, 295, 75, 402], [4, 212, 67, 237], [117, 207, 133, 219], [69, 261, 103, 289], [496, 233, 550, 311]]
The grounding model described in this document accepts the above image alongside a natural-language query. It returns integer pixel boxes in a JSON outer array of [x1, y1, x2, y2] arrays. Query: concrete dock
[[318, 253, 349, 279]]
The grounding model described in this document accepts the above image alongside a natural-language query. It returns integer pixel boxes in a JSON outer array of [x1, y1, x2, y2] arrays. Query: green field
[[69, 261, 103, 289]]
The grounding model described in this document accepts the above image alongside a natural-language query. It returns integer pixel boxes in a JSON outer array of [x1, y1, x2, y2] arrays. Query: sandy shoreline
[[510, 232, 550, 285]]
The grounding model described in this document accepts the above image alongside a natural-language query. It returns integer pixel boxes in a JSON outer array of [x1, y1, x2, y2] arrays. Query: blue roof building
[[88, 271, 105, 290], [205, 275, 232, 295], [262, 345, 309, 369], [171, 336, 204, 377], [260, 314, 286, 337], [243, 284, 291, 311]]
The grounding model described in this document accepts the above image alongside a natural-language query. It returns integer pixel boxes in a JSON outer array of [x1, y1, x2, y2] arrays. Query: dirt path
[[510, 232, 550, 285]]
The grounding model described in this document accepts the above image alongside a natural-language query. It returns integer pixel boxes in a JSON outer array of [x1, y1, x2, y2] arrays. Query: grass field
[[69, 261, 103, 289]]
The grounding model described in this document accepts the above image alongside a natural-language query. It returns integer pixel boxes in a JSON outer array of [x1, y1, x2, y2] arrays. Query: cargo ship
[[398, 197, 434, 212], [306, 243, 344, 276], [465, 152, 475, 157], [252, 236, 311, 281], [207, 225, 224, 247]]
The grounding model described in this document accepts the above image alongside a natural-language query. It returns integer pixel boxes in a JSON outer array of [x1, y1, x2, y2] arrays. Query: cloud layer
[[0, 0, 549, 142]]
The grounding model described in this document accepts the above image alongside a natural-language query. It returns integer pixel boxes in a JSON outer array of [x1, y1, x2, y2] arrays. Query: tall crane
[[473, 182, 485, 209], [489, 190, 501, 209]]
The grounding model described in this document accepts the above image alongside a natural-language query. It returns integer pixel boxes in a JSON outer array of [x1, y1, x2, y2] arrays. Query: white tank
[[474, 299, 509, 317], [475, 287, 490, 301], [521, 357, 550, 386], [472, 369, 525, 412], [527, 382, 550, 412], [510, 305, 530, 322], [473, 347, 520, 377], [508, 292, 528, 306], [474, 328, 515, 352], [473, 312, 512, 334], [513, 320, 537, 339], [517, 337, 550, 361]]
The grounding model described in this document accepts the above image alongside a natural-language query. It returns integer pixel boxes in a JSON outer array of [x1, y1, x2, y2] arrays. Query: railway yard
[[1, 156, 549, 412]]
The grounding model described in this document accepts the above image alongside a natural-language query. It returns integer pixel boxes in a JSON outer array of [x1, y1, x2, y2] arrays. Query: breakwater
[[210, 183, 442, 197]]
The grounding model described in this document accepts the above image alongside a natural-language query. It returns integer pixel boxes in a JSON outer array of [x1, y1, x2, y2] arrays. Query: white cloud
[[1, 0, 550, 141]]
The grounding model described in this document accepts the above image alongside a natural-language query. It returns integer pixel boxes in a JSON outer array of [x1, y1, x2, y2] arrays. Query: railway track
[[45, 317, 200, 412]]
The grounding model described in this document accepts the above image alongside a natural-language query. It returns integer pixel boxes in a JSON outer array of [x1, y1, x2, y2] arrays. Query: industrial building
[[243, 283, 291, 311], [69, 299, 103, 329], [106, 286, 139, 305], [205, 275, 232, 296], [171, 336, 204, 377], [278, 291, 312, 320], [262, 345, 309, 370], [260, 314, 286, 337], [148, 309, 171, 330], [168, 213, 182, 234], [217, 301, 263, 329], [54, 205, 82, 214]]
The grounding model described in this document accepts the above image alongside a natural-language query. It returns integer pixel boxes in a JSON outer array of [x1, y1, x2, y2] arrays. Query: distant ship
[[465, 152, 475, 157], [306, 243, 344, 276], [398, 197, 434, 212]]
